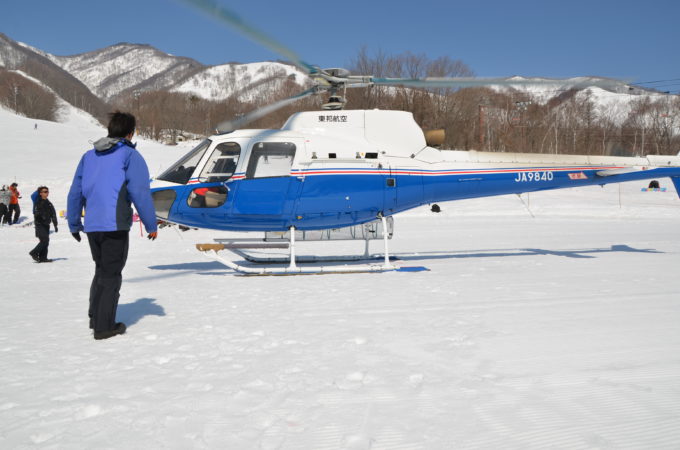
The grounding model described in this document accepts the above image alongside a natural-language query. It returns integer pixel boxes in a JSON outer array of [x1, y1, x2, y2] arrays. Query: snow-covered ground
[[2, 107, 680, 448]]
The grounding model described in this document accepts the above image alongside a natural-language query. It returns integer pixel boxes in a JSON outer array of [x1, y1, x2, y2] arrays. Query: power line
[[631, 77, 680, 85]]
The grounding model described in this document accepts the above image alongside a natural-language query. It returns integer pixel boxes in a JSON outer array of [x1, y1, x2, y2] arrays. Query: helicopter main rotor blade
[[367, 76, 626, 90], [216, 87, 321, 133], [177, 0, 317, 75]]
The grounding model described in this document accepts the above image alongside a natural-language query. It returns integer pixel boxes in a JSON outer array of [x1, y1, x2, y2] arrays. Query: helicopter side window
[[246, 142, 296, 179], [187, 186, 228, 208], [199, 142, 241, 182], [157, 139, 211, 185], [151, 189, 177, 219]]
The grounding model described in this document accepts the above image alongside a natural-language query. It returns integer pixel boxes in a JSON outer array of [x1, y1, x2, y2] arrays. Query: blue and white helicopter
[[150, 1, 680, 275]]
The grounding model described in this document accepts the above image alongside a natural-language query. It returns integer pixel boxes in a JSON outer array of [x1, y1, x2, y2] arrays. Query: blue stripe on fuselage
[[155, 166, 680, 231]]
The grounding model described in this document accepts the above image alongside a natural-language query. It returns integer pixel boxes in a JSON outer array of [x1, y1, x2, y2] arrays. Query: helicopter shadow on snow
[[394, 244, 663, 262], [117, 297, 166, 327], [126, 245, 664, 278], [127, 261, 231, 282]]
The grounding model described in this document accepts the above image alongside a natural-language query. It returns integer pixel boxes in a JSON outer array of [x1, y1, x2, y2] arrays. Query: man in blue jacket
[[67, 111, 158, 340]]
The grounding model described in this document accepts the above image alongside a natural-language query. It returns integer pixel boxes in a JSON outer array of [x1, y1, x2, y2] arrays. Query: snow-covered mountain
[[45, 43, 206, 101], [0, 34, 309, 106], [491, 76, 670, 124], [1, 33, 675, 132], [0, 33, 110, 120], [172, 61, 305, 102], [40, 40, 308, 102]]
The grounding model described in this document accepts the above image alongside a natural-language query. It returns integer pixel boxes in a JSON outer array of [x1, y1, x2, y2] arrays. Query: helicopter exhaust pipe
[[424, 129, 445, 147]]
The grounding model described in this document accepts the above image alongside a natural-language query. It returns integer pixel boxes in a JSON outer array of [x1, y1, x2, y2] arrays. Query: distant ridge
[[0, 34, 308, 119], [0, 33, 110, 121]]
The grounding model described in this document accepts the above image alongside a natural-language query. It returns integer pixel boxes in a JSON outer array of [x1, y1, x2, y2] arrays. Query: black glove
[[54, 226, 58, 233], [72, 232, 81, 242]]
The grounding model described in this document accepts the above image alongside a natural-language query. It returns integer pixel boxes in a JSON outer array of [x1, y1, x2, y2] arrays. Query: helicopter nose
[[151, 189, 177, 220]]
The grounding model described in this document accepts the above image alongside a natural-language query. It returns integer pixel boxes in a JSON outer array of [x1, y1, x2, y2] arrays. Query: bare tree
[[0, 68, 58, 120]]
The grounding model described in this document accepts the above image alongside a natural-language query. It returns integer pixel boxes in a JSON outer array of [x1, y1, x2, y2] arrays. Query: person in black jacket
[[29, 186, 58, 263]]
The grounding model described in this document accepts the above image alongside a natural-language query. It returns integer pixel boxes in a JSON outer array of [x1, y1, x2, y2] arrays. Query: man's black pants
[[31, 223, 50, 260], [87, 231, 129, 332]]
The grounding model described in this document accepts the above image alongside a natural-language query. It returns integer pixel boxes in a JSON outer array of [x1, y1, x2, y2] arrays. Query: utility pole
[[515, 100, 531, 151], [13, 85, 19, 112]]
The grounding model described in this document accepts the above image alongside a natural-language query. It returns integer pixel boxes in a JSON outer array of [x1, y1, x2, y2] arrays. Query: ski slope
[[1, 107, 680, 449]]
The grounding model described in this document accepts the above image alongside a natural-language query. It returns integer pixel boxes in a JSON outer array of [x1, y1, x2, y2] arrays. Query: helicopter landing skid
[[229, 248, 394, 264], [222, 236, 393, 264], [197, 218, 398, 275], [200, 250, 396, 275]]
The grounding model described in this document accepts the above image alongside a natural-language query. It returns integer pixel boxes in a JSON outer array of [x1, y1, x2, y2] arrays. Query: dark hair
[[107, 111, 136, 138], [10, 182, 17, 187], [37, 185, 48, 193]]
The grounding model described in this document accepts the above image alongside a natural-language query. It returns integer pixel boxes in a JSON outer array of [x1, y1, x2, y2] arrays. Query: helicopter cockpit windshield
[[200, 142, 241, 182], [156, 139, 211, 185]]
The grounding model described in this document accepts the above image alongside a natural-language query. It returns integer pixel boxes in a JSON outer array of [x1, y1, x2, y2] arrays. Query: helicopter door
[[165, 141, 241, 228], [384, 166, 423, 215], [230, 141, 301, 225], [384, 166, 397, 215]]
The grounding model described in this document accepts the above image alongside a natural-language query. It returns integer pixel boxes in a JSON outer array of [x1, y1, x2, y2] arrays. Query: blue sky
[[2, 0, 680, 92]]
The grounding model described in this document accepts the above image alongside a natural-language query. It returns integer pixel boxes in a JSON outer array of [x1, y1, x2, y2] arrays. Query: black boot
[[94, 322, 126, 340]]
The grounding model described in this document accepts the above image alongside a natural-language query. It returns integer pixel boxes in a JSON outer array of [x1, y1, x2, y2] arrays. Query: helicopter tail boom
[[671, 177, 680, 199]]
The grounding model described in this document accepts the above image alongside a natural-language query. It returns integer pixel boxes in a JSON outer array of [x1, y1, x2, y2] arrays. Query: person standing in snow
[[8, 182, 21, 224], [0, 185, 10, 225], [67, 111, 158, 341], [29, 186, 58, 263]]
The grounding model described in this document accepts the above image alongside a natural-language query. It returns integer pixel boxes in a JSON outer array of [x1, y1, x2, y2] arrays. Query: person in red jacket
[[8, 183, 21, 225]]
